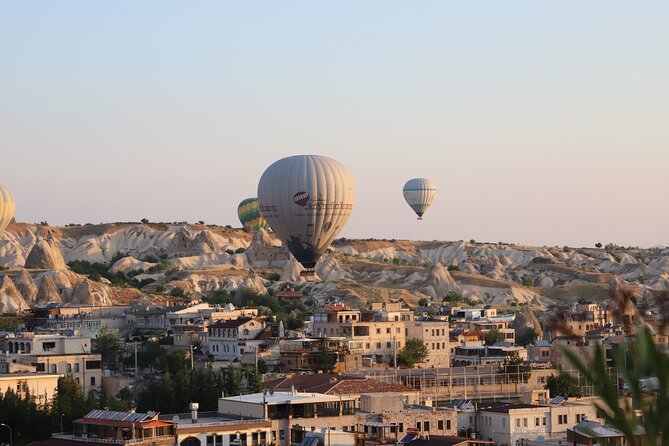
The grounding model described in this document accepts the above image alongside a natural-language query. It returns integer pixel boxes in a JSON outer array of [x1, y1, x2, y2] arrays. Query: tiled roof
[[209, 317, 253, 329]]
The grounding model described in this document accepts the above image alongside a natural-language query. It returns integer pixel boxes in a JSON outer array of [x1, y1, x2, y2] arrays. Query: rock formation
[[35, 275, 62, 305], [423, 262, 460, 299], [0, 275, 29, 313], [15, 269, 38, 303], [24, 239, 67, 270]]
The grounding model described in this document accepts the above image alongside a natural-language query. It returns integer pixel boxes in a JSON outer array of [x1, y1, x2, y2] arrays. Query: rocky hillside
[[1, 222, 667, 313]]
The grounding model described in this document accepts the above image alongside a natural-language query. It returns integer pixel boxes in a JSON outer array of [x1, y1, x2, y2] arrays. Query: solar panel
[[550, 396, 565, 404]]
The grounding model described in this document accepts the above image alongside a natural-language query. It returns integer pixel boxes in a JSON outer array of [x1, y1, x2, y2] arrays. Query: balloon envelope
[[403, 178, 436, 219], [257, 155, 355, 271], [0, 184, 15, 234], [237, 197, 268, 231]]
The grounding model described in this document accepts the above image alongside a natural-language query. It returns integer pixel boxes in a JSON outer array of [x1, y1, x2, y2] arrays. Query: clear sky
[[1, 1, 667, 248]]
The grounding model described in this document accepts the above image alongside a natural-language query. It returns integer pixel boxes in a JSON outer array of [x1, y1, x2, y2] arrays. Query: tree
[[544, 372, 582, 398], [521, 276, 534, 287], [140, 218, 149, 224], [418, 297, 429, 307], [92, 328, 120, 369], [245, 369, 263, 393], [499, 352, 531, 392], [484, 328, 505, 346], [316, 347, 337, 372], [257, 359, 268, 375], [595, 242, 603, 249], [0, 316, 21, 331], [516, 329, 538, 347], [224, 365, 243, 397], [444, 291, 463, 303], [397, 338, 429, 368], [565, 327, 669, 445]]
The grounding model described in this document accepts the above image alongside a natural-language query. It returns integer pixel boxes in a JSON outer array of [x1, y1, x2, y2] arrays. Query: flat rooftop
[[220, 391, 353, 405]]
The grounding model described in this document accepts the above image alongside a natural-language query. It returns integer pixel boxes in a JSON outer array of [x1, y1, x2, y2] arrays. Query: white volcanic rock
[[71, 279, 113, 306], [0, 275, 29, 313], [534, 275, 554, 287], [170, 253, 229, 270], [245, 229, 290, 267], [316, 257, 352, 281], [228, 254, 248, 268], [420, 242, 469, 266], [35, 275, 62, 305], [619, 253, 639, 265], [423, 262, 460, 299], [334, 245, 358, 256], [234, 270, 268, 305], [109, 257, 157, 274], [281, 259, 307, 282], [25, 239, 67, 270], [357, 247, 413, 263], [15, 269, 38, 303]]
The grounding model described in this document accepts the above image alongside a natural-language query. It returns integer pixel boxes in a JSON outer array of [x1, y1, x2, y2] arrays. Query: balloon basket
[[300, 269, 316, 277], [417, 217, 423, 221]]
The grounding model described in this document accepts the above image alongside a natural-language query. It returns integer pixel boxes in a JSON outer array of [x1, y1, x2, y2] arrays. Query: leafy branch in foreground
[[565, 327, 669, 446]]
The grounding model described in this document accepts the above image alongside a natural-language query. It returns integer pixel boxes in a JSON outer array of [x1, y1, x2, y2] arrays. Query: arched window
[[26, 343, 31, 354], [180, 437, 201, 446]]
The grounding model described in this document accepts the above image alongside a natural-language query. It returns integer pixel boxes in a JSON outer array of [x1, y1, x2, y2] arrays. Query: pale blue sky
[[1, 1, 667, 247]]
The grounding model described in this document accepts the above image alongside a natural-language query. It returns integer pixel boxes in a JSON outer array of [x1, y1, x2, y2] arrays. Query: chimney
[[190, 402, 199, 423]]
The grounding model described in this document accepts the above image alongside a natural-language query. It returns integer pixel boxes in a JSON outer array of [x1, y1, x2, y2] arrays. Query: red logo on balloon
[[293, 191, 310, 208]]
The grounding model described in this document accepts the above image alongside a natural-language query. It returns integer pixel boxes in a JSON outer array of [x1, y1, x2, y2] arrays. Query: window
[[91, 377, 96, 386], [399, 423, 403, 432], [386, 342, 391, 348], [523, 418, 528, 427], [542, 417, 546, 426], [516, 419, 521, 428], [535, 417, 540, 427], [50, 364, 57, 373], [66, 363, 72, 372], [376, 342, 381, 349], [446, 420, 451, 430], [386, 328, 391, 334], [86, 360, 101, 370], [438, 420, 443, 430], [558, 414, 568, 424], [376, 328, 381, 334]]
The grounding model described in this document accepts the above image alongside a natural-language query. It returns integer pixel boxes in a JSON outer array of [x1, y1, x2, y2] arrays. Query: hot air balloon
[[403, 178, 436, 220], [0, 184, 15, 234], [257, 155, 355, 275], [237, 197, 268, 231]]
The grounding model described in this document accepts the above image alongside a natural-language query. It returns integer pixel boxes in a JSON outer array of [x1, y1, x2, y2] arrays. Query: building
[[208, 317, 268, 363], [527, 339, 552, 363], [264, 373, 420, 408], [0, 372, 62, 405], [168, 407, 272, 446], [452, 344, 527, 367], [457, 397, 602, 445], [45, 409, 176, 446], [545, 301, 613, 340], [406, 317, 450, 368], [567, 420, 644, 445], [312, 303, 414, 366], [218, 391, 358, 446], [0, 332, 102, 393]]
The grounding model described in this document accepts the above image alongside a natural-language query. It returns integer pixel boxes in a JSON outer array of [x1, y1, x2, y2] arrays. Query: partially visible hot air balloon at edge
[[0, 183, 16, 234], [237, 197, 268, 231], [403, 178, 436, 220], [257, 155, 355, 276]]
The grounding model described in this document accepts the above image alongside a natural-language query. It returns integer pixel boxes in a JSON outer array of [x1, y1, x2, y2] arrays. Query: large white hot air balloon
[[0, 184, 15, 234], [257, 155, 355, 275], [403, 178, 436, 220]]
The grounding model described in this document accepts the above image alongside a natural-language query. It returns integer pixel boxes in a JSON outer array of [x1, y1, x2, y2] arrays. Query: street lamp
[[60, 413, 65, 434], [0, 423, 13, 446]]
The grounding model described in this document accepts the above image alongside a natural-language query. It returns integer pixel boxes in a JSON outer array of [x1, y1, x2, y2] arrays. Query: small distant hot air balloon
[[403, 178, 436, 220], [0, 184, 15, 234], [257, 155, 355, 275], [237, 197, 268, 231]]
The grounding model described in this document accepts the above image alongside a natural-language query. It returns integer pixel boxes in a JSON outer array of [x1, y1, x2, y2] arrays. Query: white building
[[208, 317, 267, 363]]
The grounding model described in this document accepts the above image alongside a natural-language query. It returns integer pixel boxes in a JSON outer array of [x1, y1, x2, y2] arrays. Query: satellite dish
[[269, 389, 274, 396], [146, 411, 156, 417], [172, 416, 180, 423]]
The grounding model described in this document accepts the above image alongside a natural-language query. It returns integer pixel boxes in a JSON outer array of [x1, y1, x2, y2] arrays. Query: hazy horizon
[[1, 1, 667, 248]]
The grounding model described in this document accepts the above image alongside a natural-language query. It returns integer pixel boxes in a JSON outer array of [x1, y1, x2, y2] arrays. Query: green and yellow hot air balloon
[[237, 197, 268, 231], [0, 183, 16, 234]]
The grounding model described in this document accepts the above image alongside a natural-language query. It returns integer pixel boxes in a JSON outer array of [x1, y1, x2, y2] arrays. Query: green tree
[[544, 372, 582, 398], [257, 359, 269, 375], [444, 291, 463, 303], [418, 297, 429, 307], [516, 329, 538, 347], [224, 365, 243, 397], [0, 316, 21, 331], [521, 275, 534, 287], [498, 352, 531, 392], [92, 328, 120, 369], [397, 338, 429, 368], [52, 376, 90, 432], [245, 369, 263, 393], [484, 328, 505, 346], [315, 347, 337, 372]]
